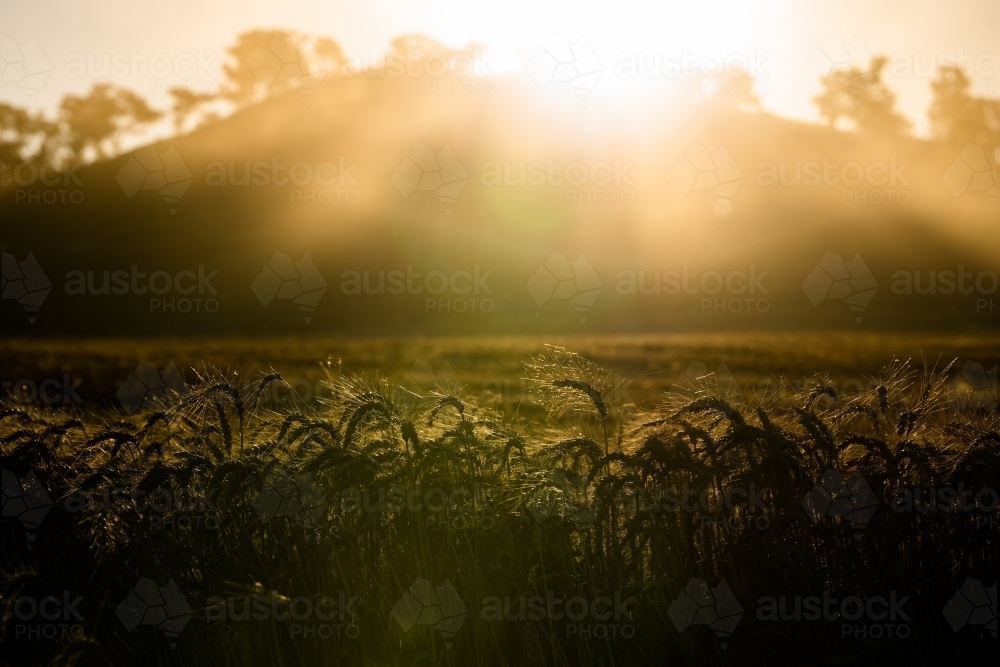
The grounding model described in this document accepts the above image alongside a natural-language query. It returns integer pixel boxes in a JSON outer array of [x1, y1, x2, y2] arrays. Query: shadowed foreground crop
[[1, 347, 997, 666]]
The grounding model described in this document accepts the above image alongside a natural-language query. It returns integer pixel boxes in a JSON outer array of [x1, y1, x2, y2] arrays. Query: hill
[[2, 70, 998, 336]]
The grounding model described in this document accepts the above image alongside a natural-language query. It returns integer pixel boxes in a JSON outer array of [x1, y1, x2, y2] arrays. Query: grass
[[1, 335, 998, 666], [3, 331, 999, 411]]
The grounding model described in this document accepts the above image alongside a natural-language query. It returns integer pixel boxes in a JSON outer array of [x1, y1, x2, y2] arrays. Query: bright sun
[[412, 0, 782, 110]]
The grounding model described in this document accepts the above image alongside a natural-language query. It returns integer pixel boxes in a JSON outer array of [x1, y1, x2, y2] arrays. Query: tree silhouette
[[0, 29, 354, 175], [222, 29, 286, 104], [929, 64, 1000, 146], [0, 103, 56, 166], [314, 36, 345, 73], [814, 56, 910, 136], [59, 83, 161, 162], [167, 30, 344, 125], [168, 86, 216, 131], [210, 30, 351, 104]]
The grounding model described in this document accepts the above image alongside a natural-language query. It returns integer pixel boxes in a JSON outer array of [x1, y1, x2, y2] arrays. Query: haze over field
[[2, 21, 999, 336]]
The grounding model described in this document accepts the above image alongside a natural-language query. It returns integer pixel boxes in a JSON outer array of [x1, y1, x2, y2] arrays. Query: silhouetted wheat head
[[1, 348, 997, 666]]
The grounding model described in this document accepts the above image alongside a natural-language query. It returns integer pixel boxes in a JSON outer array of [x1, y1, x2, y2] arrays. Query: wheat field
[[1, 333, 997, 665]]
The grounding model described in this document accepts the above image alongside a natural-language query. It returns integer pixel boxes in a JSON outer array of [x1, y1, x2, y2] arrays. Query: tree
[[169, 86, 217, 131], [222, 30, 294, 105], [386, 34, 488, 77], [59, 83, 162, 161], [389, 34, 450, 60], [814, 56, 910, 136], [928, 64, 1000, 146], [0, 103, 68, 169], [0, 104, 31, 164], [216, 30, 347, 104], [314, 37, 344, 73]]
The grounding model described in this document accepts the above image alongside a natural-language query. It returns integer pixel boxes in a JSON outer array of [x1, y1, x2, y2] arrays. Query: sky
[[2, 0, 998, 137]]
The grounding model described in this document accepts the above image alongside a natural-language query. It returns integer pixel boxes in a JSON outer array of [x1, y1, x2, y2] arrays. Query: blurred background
[[1, 0, 998, 406]]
